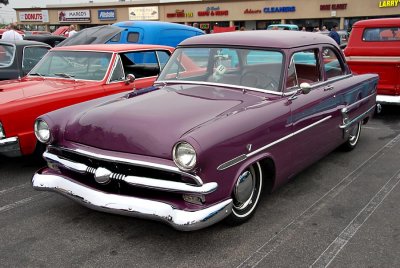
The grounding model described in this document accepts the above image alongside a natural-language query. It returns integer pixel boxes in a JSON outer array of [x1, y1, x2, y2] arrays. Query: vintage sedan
[[0, 44, 174, 157], [344, 18, 400, 109], [0, 40, 51, 80], [32, 31, 378, 231]]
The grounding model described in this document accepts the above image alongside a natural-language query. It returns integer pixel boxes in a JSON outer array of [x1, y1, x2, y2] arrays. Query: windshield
[[157, 47, 283, 92], [29, 50, 112, 81], [0, 43, 15, 67]]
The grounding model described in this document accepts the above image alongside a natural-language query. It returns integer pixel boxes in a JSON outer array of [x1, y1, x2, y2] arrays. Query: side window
[[120, 51, 159, 79], [22, 46, 50, 74], [110, 56, 125, 82], [127, 32, 139, 43], [322, 47, 345, 79], [109, 32, 121, 42], [286, 49, 320, 89], [156, 50, 171, 70]]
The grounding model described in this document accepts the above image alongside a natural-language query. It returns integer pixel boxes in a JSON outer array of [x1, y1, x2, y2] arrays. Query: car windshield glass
[[0, 44, 15, 67], [29, 51, 112, 81], [157, 47, 283, 92]]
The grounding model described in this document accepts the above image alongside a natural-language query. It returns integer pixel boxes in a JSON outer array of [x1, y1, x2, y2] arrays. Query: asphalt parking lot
[[0, 107, 399, 267]]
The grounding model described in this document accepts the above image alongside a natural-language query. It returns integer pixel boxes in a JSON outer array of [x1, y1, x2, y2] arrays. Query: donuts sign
[[19, 11, 49, 22]]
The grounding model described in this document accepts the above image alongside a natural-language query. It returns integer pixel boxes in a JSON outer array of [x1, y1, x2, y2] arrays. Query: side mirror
[[125, 74, 135, 85], [299, 82, 311, 94]]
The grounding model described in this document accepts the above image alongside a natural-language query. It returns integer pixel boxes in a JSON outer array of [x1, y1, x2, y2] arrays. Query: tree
[[0, 0, 9, 5]]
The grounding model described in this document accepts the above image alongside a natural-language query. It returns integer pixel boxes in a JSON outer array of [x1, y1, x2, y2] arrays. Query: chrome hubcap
[[349, 123, 361, 146], [234, 166, 256, 210]]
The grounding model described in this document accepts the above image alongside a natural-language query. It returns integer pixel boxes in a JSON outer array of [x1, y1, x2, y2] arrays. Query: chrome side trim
[[342, 92, 376, 113], [44, 151, 215, 193], [346, 56, 400, 62], [50, 146, 203, 185], [376, 94, 400, 105], [340, 105, 375, 129], [32, 170, 232, 231], [217, 115, 332, 171], [154, 80, 284, 96]]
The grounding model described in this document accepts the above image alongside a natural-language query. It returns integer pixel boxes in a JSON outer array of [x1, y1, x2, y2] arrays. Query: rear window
[[0, 44, 15, 67], [127, 32, 139, 43], [363, 27, 400, 41]]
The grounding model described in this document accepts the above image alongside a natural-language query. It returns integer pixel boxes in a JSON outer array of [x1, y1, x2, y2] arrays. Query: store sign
[[58, 10, 91, 22], [129, 6, 159, 20], [263, 6, 296, 13], [19, 10, 49, 22], [378, 0, 400, 7], [244, 9, 262, 14], [98, 9, 116, 21], [198, 7, 229, 16], [320, 4, 348, 10], [166, 9, 193, 18]]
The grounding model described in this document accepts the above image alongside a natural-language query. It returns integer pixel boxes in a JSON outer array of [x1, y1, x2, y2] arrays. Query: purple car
[[32, 31, 378, 231]]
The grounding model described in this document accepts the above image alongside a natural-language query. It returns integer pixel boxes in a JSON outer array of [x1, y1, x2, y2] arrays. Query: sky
[[0, 0, 117, 23]]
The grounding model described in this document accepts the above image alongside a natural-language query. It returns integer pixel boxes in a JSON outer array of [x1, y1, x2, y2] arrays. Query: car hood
[[64, 84, 267, 158], [57, 25, 124, 47], [0, 78, 94, 105]]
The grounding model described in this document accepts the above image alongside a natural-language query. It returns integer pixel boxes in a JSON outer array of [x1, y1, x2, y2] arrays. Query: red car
[[344, 18, 400, 109], [0, 44, 174, 157]]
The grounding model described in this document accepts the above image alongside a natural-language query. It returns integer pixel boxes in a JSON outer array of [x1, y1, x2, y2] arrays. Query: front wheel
[[341, 121, 362, 151], [225, 162, 264, 225]]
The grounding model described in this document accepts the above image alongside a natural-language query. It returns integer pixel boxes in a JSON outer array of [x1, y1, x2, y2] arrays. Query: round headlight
[[173, 142, 197, 171], [34, 119, 51, 144]]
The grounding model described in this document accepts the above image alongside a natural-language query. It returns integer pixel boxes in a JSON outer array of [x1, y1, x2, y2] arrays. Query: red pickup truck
[[344, 18, 400, 111]]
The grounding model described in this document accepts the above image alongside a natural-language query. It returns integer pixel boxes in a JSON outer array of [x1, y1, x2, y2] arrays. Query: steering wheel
[[240, 72, 279, 91]]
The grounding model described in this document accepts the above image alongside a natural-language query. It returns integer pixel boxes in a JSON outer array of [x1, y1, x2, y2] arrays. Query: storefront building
[[14, 0, 400, 33]]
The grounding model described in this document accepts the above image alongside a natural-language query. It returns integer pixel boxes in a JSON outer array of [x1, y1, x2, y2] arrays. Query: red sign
[[198, 10, 229, 16], [244, 9, 262, 14], [166, 10, 193, 18], [320, 3, 347, 10]]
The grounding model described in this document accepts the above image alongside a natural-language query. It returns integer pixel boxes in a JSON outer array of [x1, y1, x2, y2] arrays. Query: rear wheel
[[341, 121, 361, 151], [225, 162, 263, 225]]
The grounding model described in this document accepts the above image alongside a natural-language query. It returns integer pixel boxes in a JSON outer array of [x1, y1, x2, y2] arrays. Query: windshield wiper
[[54, 73, 75, 79], [29, 72, 44, 78]]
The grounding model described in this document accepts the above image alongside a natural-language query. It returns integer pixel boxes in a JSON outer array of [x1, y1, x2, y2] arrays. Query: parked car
[[24, 35, 66, 47], [0, 40, 51, 80], [267, 24, 299, 30], [0, 44, 174, 157], [57, 21, 204, 47], [24, 31, 51, 36], [32, 31, 378, 231], [344, 18, 400, 109]]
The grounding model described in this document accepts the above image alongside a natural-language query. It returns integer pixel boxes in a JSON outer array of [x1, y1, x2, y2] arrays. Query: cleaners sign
[[98, 9, 116, 21], [58, 10, 91, 22]]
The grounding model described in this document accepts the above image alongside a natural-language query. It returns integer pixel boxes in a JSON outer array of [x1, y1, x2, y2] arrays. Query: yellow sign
[[378, 0, 400, 7]]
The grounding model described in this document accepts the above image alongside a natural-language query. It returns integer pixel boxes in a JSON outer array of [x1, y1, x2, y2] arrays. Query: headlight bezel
[[34, 119, 52, 144], [172, 141, 197, 171]]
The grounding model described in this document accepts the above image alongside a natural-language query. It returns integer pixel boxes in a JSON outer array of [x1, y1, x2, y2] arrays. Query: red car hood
[[64, 84, 267, 158], [0, 78, 97, 105]]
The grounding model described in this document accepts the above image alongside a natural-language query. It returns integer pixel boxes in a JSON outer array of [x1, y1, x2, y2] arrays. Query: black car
[[24, 35, 66, 47], [0, 40, 51, 80]]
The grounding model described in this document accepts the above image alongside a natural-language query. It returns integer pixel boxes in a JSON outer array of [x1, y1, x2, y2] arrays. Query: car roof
[[0, 39, 50, 47], [353, 18, 400, 28], [113, 21, 203, 33], [180, 30, 337, 49], [51, 44, 174, 52]]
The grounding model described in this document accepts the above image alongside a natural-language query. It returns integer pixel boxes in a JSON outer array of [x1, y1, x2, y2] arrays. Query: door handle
[[324, 85, 334, 91]]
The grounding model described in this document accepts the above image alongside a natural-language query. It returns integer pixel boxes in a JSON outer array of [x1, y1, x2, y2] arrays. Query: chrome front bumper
[[377, 95, 400, 105], [32, 169, 233, 231], [0, 137, 21, 157]]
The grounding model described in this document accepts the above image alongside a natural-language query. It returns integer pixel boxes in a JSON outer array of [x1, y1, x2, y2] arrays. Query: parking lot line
[[0, 183, 30, 196], [237, 132, 400, 268], [310, 169, 400, 267], [0, 193, 47, 214]]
